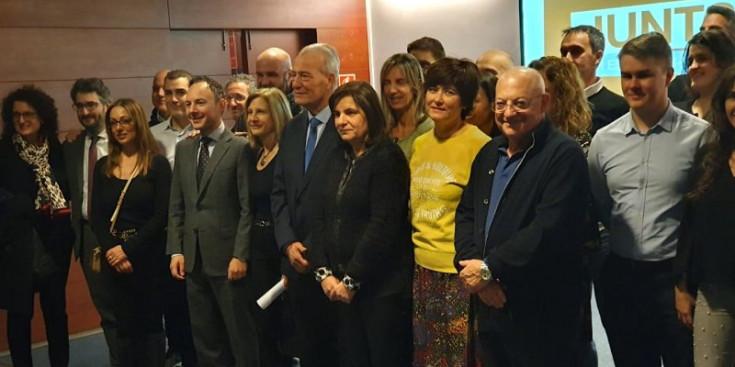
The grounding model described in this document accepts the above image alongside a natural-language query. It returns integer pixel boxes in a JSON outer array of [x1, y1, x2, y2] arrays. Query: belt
[[608, 253, 673, 273], [253, 219, 272, 228]]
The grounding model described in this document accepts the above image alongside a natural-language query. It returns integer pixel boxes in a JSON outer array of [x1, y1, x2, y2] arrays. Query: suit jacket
[[62, 131, 91, 258], [271, 110, 340, 276], [167, 128, 252, 276], [588, 86, 628, 136]]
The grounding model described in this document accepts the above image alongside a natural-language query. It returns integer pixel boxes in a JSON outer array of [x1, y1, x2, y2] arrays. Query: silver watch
[[314, 267, 333, 282], [480, 262, 492, 281]]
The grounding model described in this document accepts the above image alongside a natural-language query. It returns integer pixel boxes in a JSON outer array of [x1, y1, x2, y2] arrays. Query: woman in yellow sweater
[[410, 57, 490, 367]]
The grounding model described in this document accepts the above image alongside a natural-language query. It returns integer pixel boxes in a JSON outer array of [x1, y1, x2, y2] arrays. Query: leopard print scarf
[[12, 133, 67, 210]]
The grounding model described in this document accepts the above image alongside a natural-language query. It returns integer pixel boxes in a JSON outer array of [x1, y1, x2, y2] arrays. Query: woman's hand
[[320, 275, 340, 298], [330, 282, 356, 304], [106, 245, 128, 267], [114, 259, 134, 274], [675, 285, 695, 329]]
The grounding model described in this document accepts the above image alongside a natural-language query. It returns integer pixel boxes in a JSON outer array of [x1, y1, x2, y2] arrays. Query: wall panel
[[0, 0, 170, 29]]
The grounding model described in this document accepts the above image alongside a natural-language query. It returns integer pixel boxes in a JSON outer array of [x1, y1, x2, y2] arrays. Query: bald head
[[256, 47, 293, 92], [476, 50, 515, 75], [152, 69, 171, 117], [495, 67, 550, 144]]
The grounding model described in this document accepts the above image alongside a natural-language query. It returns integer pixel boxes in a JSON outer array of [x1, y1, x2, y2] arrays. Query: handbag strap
[[109, 164, 142, 234]]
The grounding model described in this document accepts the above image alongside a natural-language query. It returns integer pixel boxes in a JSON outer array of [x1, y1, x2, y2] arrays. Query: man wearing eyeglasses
[[226, 74, 257, 134], [454, 67, 590, 366], [63, 78, 120, 366]]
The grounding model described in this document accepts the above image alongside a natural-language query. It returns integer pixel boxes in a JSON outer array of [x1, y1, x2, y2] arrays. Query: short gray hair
[[226, 73, 257, 93], [298, 43, 340, 87]]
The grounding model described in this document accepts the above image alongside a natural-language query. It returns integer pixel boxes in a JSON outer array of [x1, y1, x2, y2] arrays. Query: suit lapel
[[72, 133, 87, 200], [198, 129, 234, 198]]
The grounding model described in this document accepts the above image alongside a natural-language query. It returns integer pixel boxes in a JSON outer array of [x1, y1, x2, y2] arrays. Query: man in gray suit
[[62, 78, 120, 366], [167, 75, 257, 366]]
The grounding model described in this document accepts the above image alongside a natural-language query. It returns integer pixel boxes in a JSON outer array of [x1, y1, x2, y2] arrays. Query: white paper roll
[[256, 279, 286, 310]]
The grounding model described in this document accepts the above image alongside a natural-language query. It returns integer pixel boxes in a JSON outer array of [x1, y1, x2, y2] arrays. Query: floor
[[0, 293, 615, 367]]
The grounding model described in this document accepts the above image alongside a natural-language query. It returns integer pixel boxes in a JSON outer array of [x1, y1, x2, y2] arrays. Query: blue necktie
[[304, 117, 320, 171]]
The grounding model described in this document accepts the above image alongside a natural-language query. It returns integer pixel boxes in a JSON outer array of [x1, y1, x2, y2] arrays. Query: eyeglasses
[[109, 117, 133, 127], [492, 95, 543, 113], [12, 111, 38, 121], [226, 94, 247, 102], [72, 101, 100, 112]]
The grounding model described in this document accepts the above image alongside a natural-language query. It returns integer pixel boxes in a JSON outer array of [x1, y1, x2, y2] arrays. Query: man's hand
[[170, 256, 186, 280], [458, 259, 489, 293], [64, 129, 83, 143], [477, 280, 506, 309], [320, 275, 340, 298], [106, 245, 128, 267], [286, 242, 310, 273], [228, 257, 248, 281], [675, 285, 695, 329]]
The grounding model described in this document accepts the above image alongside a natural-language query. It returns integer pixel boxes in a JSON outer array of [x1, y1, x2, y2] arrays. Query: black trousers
[[332, 292, 412, 367], [598, 253, 693, 367], [8, 251, 71, 367], [477, 285, 583, 367], [162, 275, 198, 366], [287, 273, 339, 367]]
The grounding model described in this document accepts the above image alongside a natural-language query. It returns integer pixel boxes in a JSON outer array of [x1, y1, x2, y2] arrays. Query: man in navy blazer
[[271, 43, 341, 367], [454, 68, 589, 366]]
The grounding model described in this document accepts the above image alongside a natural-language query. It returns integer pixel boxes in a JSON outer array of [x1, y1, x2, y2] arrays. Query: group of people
[[1, 4, 734, 367]]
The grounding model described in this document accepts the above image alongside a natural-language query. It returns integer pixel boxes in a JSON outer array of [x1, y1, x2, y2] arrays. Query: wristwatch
[[342, 275, 361, 291], [314, 267, 333, 282], [480, 262, 492, 281]]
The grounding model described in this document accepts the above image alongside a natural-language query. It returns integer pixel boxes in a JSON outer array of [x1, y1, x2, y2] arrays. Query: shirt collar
[[622, 101, 676, 135], [164, 118, 194, 136], [205, 121, 226, 142], [88, 129, 107, 141], [584, 78, 604, 98], [308, 106, 332, 124]]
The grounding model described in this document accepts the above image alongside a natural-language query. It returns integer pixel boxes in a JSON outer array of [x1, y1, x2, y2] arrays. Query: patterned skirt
[[413, 264, 479, 367]]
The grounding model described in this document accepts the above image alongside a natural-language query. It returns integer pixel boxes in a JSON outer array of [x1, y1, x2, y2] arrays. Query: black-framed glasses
[[226, 94, 247, 102], [12, 111, 38, 121], [109, 117, 133, 127]]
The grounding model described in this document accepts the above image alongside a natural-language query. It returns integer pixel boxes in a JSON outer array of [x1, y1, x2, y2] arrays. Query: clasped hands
[[458, 259, 506, 309], [320, 276, 356, 304], [106, 245, 133, 274]]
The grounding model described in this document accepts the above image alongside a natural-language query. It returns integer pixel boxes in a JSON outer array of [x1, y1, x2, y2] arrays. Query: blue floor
[[0, 291, 615, 367]]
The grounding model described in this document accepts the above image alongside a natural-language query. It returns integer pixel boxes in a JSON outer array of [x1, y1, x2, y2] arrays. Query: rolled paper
[[257, 279, 286, 309]]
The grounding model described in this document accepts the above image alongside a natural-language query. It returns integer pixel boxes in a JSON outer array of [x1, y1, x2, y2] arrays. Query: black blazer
[[271, 110, 340, 276], [62, 131, 91, 258], [310, 140, 412, 298], [588, 86, 628, 136], [454, 120, 589, 289]]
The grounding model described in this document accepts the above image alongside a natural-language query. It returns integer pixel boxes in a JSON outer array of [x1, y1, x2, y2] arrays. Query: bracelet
[[314, 267, 333, 282], [342, 275, 361, 291]]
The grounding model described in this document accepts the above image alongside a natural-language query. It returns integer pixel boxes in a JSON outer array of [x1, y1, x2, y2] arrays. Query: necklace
[[259, 144, 278, 166]]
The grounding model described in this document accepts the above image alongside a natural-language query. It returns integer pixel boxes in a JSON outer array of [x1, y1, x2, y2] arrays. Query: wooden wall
[[0, 0, 368, 353]]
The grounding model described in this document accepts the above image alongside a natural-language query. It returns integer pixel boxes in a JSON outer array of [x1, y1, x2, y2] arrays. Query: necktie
[[197, 136, 212, 188], [304, 117, 321, 171], [87, 135, 98, 217]]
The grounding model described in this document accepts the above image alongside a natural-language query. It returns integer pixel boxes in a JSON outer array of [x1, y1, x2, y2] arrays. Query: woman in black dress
[[91, 98, 170, 366], [310, 81, 413, 366], [674, 65, 735, 366], [244, 87, 293, 366], [0, 85, 74, 367]]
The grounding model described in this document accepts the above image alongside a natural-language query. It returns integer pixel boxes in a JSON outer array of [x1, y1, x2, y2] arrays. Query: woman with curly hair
[[674, 64, 735, 367], [0, 85, 74, 367], [530, 56, 592, 154]]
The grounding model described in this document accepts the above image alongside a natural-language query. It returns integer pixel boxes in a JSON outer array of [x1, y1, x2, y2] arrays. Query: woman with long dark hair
[[674, 65, 735, 366], [91, 98, 171, 366]]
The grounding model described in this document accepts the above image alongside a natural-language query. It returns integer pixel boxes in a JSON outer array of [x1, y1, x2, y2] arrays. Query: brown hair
[[245, 88, 292, 148], [329, 81, 387, 149], [529, 56, 591, 137], [104, 98, 160, 177]]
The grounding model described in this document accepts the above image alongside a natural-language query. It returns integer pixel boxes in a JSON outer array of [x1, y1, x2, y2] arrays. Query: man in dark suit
[[271, 43, 341, 367], [560, 25, 628, 136], [167, 76, 257, 367], [454, 68, 589, 366], [62, 78, 120, 366]]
